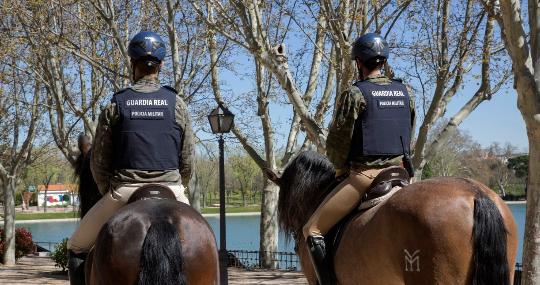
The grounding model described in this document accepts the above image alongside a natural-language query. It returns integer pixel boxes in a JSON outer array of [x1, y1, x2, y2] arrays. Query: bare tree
[[393, 0, 510, 178], [194, 0, 417, 267], [478, 1, 540, 282], [9, 0, 216, 167], [0, 72, 41, 265]]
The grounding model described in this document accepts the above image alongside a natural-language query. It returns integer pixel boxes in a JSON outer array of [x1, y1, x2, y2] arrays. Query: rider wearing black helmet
[[67, 31, 194, 284], [303, 33, 415, 284]]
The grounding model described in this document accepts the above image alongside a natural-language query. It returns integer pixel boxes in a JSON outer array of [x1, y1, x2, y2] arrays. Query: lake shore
[[9, 211, 262, 224], [505, 200, 527, 205], [4, 200, 527, 223]]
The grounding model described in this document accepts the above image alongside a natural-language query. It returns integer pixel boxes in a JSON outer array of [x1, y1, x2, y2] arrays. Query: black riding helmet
[[351, 33, 389, 62], [128, 31, 166, 65]]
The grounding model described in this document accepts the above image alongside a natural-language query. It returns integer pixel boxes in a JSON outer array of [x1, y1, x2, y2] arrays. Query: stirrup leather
[[306, 235, 335, 285]]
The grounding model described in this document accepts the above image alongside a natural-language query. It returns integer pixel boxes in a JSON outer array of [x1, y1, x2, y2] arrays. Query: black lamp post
[[207, 103, 234, 285]]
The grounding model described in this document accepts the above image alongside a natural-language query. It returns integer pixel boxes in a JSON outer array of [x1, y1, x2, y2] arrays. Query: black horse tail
[[471, 193, 509, 285], [138, 221, 187, 285]]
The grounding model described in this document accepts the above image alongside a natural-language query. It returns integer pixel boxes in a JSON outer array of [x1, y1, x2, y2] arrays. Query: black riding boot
[[306, 235, 333, 285], [68, 250, 87, 285]]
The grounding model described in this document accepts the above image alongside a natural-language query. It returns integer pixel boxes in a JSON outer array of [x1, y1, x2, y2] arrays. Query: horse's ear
[[264, 168, 281, 186]]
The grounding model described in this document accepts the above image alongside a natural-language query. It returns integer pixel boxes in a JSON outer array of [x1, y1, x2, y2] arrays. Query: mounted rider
[[67, 31, 194, 284], [303, 33, 415, 285]]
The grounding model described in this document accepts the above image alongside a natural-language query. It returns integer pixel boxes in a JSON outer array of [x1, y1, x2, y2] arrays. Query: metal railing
[[228, 250, 299, 271], [514, 263, 522, 285], [34, 241, 59, 252]]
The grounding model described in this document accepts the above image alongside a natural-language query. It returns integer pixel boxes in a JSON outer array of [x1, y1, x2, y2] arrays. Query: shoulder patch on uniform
[[163, 85, 178, 94]]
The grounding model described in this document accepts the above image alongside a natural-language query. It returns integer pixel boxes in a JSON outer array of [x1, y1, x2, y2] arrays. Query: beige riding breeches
[[67, 184, 189, 253], [303, 167, 383, 238]]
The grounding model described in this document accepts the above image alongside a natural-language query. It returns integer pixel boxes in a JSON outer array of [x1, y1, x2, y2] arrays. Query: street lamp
[[207, 103, 234, 285]]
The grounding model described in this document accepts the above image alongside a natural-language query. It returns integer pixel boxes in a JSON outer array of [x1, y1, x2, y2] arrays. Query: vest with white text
[[349, 80, 411, 159], [111, 87, 182, 171]]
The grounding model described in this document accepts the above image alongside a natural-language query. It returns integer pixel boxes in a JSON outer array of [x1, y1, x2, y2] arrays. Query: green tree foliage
[[51, 238, 68, 272], [423, 125, 525, 197], [19, 147, 74, 210], [229, 153, 260, 207], [21, 147, 74, 189], [508, 155, 529, 178], [192, 155, 218, 208]]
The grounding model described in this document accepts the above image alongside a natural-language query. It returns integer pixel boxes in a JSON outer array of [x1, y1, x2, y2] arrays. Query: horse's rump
[[88, 200, 219, 285], [333, 177, 517, 285], [276, 151, 517, 285]]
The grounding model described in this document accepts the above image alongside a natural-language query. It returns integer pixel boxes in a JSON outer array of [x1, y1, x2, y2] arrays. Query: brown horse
[[75, 136, 219, 285], [274, 151, 518, 285]]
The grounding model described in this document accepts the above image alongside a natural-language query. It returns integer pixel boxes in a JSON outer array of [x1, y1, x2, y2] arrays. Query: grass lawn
[[8, 206, 260, 221], [201, 205, 260, 214], [15, 212, 79, 220]]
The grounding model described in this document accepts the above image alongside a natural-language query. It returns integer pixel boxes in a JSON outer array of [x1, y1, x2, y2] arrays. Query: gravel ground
[[0, 256, 308, 285]]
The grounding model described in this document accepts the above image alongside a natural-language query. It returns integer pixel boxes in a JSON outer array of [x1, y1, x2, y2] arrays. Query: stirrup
[[306, 235, 334, 285], [68, 250, 87, 285]]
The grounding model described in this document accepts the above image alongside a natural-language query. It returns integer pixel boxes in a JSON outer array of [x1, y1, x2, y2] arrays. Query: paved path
[[0, 256, 308, 285], [0, 256, 68, 284]]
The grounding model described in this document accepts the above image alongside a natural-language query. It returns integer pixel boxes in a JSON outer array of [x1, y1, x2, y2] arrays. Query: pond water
[[18, 203, 526, 263]]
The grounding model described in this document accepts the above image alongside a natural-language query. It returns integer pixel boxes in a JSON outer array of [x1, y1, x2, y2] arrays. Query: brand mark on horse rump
[[404, 249, 420, 272]]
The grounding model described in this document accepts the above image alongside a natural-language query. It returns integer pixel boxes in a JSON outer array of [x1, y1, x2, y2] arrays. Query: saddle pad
[[358, 186, 402, 210]]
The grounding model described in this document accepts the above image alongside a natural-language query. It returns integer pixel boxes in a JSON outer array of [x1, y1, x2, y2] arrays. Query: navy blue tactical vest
[[111, 87, 182, 171], [349, 80, 411, 158]]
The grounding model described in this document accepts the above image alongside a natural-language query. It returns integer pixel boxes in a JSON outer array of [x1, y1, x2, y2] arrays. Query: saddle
[[324, 166, 410, 280], [127, 184, 177, 204]]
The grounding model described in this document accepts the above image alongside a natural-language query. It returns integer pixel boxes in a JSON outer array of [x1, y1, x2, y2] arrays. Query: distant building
[[32, 184, 79, 207]]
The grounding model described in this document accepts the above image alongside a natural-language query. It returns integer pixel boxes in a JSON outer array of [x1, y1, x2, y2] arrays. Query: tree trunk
[[2, 177, 17, 266], [43, 187, 48, 213], [202, 192, 206, 209], [523, 129, 540, 282], [497, 180, 507, 197], [189, 178, 201, 213], [191, 186, 201, 213], [413, 168, 424, 181], [259, 180, 279, 268]]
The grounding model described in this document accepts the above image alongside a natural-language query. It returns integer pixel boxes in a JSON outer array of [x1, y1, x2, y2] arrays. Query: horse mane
[[277, 151, 336, 238], [74, 149, 102, 218]]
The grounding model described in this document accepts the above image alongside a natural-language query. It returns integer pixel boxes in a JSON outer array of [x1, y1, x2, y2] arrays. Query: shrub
[[0, 227, 34, 261], [51, 238, 69, 271]]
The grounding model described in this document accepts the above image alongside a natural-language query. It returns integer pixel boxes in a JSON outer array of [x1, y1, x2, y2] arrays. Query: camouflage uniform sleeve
[[90, 103, 117, 194], [175, 96, 194, 187], [326, 86, 365, 170]]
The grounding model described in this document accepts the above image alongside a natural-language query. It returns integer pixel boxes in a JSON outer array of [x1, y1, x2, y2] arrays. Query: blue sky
[[199, 3, 530, 154], [445, 83, 528, 151], [214, 52, 529, 154]]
